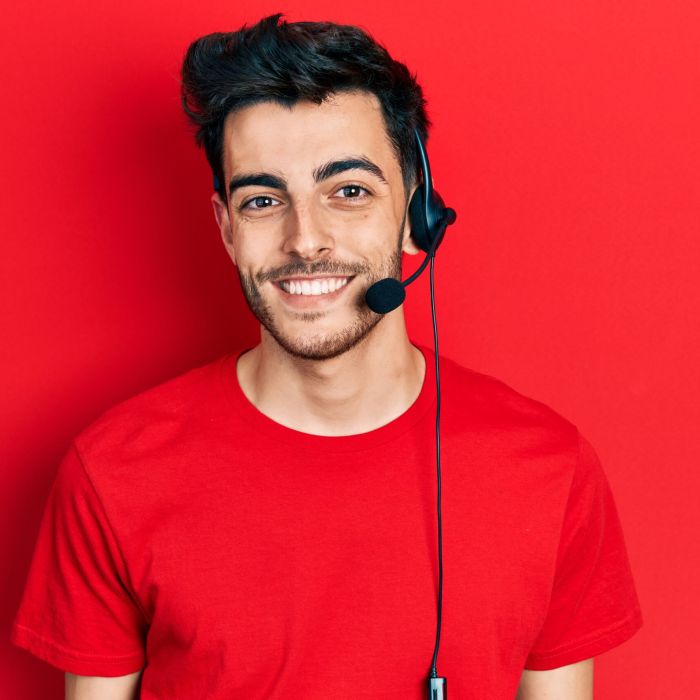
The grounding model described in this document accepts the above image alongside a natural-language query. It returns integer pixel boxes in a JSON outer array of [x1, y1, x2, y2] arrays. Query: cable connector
[[427, 675, 447, 699]]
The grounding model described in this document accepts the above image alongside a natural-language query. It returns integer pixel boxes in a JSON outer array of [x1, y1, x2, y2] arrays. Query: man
[[12, 14, 642, 699]]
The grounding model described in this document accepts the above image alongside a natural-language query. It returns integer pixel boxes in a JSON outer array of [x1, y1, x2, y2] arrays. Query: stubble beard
[[237, 232, 405, 361]]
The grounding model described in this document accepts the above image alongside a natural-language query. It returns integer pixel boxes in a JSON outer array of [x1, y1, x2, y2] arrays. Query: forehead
[[221, 90, 400, 179]]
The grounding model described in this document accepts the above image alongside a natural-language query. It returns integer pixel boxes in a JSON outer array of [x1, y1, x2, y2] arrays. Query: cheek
[[339, 206, 400, 251], [231, 224, 281, 269]]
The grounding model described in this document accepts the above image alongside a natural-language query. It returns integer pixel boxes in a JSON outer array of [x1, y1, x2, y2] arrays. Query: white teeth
[[279, 277, 349, 296]]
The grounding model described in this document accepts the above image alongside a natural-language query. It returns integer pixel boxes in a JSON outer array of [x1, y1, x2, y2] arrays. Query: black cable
[[428, 252, 444, 679]]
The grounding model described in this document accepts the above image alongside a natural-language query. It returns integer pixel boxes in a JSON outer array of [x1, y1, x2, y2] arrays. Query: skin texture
[[65, 90, 594, 697], [517, 659, 594, 698], [65, 671, 141, 699]]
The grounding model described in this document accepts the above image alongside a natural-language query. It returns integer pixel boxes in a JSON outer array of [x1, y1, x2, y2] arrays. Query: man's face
[[212, 90, 419, 360]]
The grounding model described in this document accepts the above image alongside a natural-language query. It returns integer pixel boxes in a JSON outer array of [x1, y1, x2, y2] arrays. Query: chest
[[125, 438, 568, 697]]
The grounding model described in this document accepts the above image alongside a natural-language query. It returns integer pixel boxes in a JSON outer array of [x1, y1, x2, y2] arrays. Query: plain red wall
[[2, 1, 698, 697]]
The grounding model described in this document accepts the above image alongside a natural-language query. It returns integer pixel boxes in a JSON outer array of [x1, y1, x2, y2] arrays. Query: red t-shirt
[[12, 344, 642, 698]]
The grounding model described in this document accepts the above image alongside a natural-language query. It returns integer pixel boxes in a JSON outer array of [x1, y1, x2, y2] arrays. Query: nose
[[281, 203, 334, 260]]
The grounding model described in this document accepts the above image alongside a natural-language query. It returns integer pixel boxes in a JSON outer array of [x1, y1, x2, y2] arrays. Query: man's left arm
[[517, 658, 593, 699]]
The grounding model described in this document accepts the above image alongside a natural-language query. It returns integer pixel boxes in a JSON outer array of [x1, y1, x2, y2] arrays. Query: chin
[[265, 315, 383, 361]]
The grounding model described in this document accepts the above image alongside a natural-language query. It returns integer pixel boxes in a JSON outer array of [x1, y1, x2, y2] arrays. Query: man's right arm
[[65, 671, 142, 700]]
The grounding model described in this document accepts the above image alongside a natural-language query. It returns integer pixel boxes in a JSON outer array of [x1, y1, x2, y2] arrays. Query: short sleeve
[[11, 442, 148, 676], [524, 432, 643, 670]]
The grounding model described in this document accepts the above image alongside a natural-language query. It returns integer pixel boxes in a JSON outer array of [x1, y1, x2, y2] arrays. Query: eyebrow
[[228, 155, 388, 196], [229, 173, 287, 196], [313, 157, 388, 184]]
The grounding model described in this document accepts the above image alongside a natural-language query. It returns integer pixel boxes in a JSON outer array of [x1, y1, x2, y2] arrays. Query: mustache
[[256, 260, 371, 284]]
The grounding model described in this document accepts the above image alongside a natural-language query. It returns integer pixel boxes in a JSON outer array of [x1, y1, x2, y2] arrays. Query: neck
[[236, 312, 425, 436]]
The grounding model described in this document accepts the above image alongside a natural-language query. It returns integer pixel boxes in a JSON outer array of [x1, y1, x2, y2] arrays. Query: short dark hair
[[180, 13, 430, 203]]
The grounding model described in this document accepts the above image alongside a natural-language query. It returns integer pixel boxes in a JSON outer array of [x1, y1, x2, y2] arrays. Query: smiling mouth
[[275, 276, 354, 296]]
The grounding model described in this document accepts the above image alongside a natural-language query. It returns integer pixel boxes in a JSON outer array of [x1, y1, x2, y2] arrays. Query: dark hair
[[180, 13, 430, 203]]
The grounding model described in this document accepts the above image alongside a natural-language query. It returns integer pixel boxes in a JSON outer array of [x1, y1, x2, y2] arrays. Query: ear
[[401, 184, 422, 256], [211, 191, 236, 266]]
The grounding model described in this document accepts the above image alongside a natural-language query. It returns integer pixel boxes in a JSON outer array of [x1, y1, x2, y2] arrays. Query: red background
[[2, 1, 698, 697]]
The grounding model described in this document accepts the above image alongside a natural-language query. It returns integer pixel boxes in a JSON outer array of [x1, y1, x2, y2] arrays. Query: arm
[[65, 671, 142, 700], [516, 658, 594, 699]]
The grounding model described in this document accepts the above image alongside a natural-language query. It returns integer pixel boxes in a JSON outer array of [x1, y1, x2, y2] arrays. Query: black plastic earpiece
[[407, 128, 457, 253]]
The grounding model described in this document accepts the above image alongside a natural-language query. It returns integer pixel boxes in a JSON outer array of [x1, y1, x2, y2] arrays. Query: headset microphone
[[364, 130, 456, 314], [364, 207, 455, 313], [364, 128, 456, 700]]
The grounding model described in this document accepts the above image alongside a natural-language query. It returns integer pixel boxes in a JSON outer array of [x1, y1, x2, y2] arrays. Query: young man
[[12, 14, 642, 699]]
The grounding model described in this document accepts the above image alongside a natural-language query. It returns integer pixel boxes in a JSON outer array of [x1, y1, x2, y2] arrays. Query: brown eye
[[242, 195, 279, 210], [335, 184, 370, 199]]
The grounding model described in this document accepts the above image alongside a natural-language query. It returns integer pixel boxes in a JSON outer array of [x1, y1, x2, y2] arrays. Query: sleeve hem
[[11, 623, 146, 677], [524, 607, 643, 670]]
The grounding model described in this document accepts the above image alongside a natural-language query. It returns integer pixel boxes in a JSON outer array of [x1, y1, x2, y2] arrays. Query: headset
[[364, 128, 456, 700], [213, 128, 456, 699]]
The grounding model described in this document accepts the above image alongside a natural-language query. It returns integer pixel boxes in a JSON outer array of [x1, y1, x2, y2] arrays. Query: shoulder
[[73, 352, 232, 468], [434, 350, 580, 456], [434, 351, 605, 527]]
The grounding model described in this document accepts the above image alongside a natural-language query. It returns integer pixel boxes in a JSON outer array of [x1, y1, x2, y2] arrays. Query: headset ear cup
[[408, 185, 431, 253]]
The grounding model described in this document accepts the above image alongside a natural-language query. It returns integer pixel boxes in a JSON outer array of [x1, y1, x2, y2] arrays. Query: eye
[[333, 184, 371, 200], [240, 195, 281, 211]]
